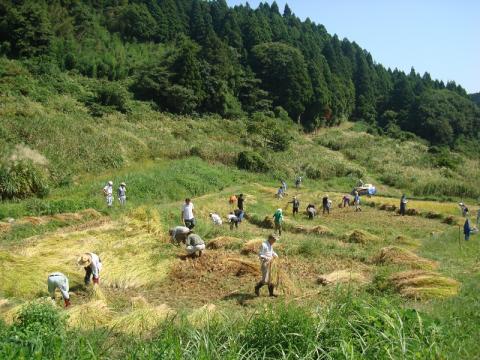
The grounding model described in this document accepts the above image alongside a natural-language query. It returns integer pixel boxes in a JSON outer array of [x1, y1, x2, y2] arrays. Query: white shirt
[[88, 252, 102, 278], [172, 226, 190, 239], [211, 213, 222, 225], [103, 185, 113, 196], [227, 214, 238, 221], [182, 202, 194, 220], [259, 241, 278, 261]]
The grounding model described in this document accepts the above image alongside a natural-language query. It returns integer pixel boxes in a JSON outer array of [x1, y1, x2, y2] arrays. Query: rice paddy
[[0, 176, 477, 358]]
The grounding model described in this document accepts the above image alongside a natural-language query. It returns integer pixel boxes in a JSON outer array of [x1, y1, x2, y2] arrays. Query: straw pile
[[373, 246, 438, 270], [442, 216, 458, 225], [227, 257, 260, 276], [425, 211, 443, 219], [290, 224, 332, 236], [68, 300, 113, 329], [343, 230, 380, 244], [0, 222, 11, 233], [241, 238, 284, 255], [405, 208, 420, 216], [317, 270, 368, 286], [207, 236, 243, 250], [379, 204, 396, 212], [389, 270, 459, 300], [109, 297, 174, 336]]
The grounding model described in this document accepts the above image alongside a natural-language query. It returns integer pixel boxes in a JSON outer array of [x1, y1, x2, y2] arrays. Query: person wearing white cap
[[103, 181, 114, 207], [47, 272, 70, 307], [118, 182, 127, 206], [255, 234, 279, 297], [77, 252, 102, 285], [273, 208, 283, 235]]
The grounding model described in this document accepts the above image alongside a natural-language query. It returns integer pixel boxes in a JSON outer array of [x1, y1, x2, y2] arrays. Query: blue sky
[[227, 0, 479, 93]]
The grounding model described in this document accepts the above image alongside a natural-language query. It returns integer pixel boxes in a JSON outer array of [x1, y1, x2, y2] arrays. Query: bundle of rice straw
[[317, 270, 368, 286], [187, 304, 218, 326], [226, 257, 260, 276], [68, 300, 113, 329], [109, 297, 174, 336], [373, 246, 438, 270], [389, 270, 459, 300], [271, 260, 301, 296]]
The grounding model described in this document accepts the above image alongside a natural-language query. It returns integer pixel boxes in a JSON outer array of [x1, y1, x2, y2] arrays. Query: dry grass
[[126, 206, 163, 238], [289, 224, 333, 236], [395, 235, 420, 248], [207, 236, 243, 250], [226, 257, 260, 276], [68, 300, 113, 329], [373, 246, 438, 270], [109, 297, 174, 336], [317, 270, 368, 286], [240, 238, 284, 255], [343, 230, 380, 245], [389, 270, 459, 300]]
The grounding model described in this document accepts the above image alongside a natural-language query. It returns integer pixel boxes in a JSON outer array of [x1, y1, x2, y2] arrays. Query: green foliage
[[237, 151, 270, 173], [0, 301, 66, 359], [0, 160, 49, 200], [242, 304, 316, 358], [91, 81, 130, 114]]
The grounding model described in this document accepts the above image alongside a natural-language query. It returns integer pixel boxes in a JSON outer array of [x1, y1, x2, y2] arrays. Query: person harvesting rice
[[78, 252, 102, 285], [47, 272, 70, 307], [254, 234, 279, 297]]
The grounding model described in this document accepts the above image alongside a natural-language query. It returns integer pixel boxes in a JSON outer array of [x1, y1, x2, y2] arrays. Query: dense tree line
[[0, 0, 479, 146]]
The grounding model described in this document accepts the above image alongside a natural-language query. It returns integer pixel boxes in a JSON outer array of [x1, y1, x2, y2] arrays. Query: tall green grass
[[0, 295, 448, 359]]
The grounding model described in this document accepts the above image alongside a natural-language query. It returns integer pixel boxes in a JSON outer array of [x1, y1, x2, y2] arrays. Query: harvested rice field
[[1, 179, 479, 358]]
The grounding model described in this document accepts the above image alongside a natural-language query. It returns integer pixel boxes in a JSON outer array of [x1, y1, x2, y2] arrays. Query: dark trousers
[[84, 267, 92, 285], [230, 219, 239, 230], [184, 218, 196, 229], [293, 207, 299, 216], [323, 206, 329, 214], [400, 204, 406, 216]]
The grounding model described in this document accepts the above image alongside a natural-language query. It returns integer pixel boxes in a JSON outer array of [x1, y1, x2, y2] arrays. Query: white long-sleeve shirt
[[211, 213, 222, 225], [259, 241, 278, 261], [88, 252, 102, 278]]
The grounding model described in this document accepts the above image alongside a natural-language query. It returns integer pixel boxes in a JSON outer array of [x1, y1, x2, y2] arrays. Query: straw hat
[[268, 234, 279, 241], [120, 182, 126, 186], [108, 181, 113, 186], [77, 253, 92, 267]]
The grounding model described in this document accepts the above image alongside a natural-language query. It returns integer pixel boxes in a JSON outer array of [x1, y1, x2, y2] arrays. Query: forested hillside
[[1, 0, 479, 146]]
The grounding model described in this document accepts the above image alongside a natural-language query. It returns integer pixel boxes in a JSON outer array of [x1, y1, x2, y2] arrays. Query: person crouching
[[77, 252, 102, 285], [183, 231, 205, 258]]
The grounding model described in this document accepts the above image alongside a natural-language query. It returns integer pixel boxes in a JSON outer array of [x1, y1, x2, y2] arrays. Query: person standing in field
[[273, 208, 283, 235], [118, 182, 127, 206], [295, 176, 302, 189], [289, 196, 300, 217], [342, 195, 350, 208], [78, 252, 102, 285], [103, 181, 113, 207], [254, 234, 279, 297], [229, 194, 237, 205], [399, 194, 408, 216], [459, 203, 469, 217], [276, 186, 285, 199], [322, 195, 330, 215], [237, 194, 245, 211], [182, 198, 195, 229], [47, 272, 70, 307], [354, 191, 362, 212], [281, 180, 287, 193], [464, 217, 472, 241]]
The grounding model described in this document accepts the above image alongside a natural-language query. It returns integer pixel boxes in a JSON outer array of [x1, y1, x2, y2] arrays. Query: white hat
[[108, 181, 113, 186]]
